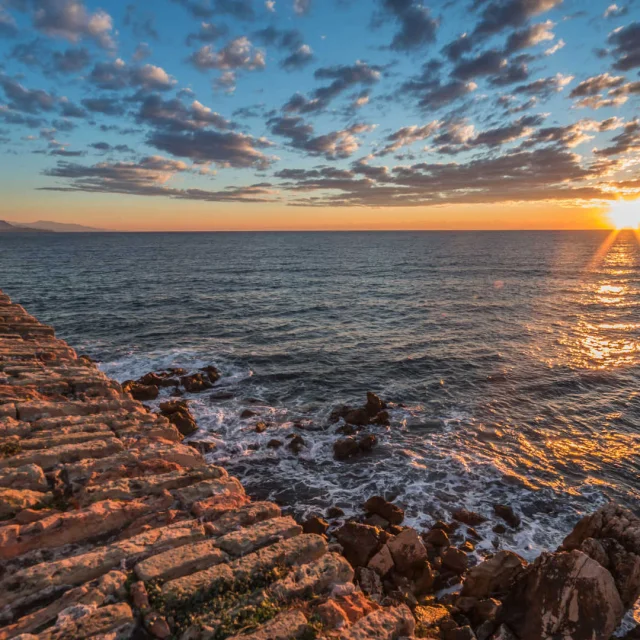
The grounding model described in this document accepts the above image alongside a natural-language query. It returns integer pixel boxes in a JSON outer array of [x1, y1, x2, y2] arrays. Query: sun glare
[[607, 200, 640, 230]]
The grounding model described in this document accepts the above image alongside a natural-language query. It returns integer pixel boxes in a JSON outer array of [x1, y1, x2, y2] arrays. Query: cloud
[[378, 0, 439, 51], [473, 0, 563, 38], [472, 113, 545, 146], [59, 97, 86, 117], [269, 114, 373, 158], [252, 26, 313, 69], [281, 44, 314, 70], [189, 37, 266, 71], [0, 8, 19, 37], [9, 38, 91, 74], [284, 61, 381, 113], [504, 20, 555, 54], [403, 62, 478, 109], [88, 59, 177, 92], [595, 119, 640, 156], [133, 42, 152, 61], [569, 73, 625, 97], [42, 155, 277, 202], [0, 75, 56, 113], [123, 4, 158, 41], [147, 129, 274, 168], [170, 0, 255, 20], [453, 49, 507, 79], [544, 39, 564, 55], [186, 21, 228, 45], [376, 121, 441, 156], [607, 22, 640, 71], [442, 34, 473, 62], [18, 0, 117, 49], [81, 97, 125, 116], [514, 72, 573, 99], [265, 0, 275, 11], [293, 0, 310, 15], [136, 94, 233, 131], [603, 4, 628, 18]]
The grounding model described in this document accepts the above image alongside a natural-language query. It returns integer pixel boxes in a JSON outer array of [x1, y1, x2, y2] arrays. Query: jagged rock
[[180, 373, 213, 393], [560, 503, 640, 607], [357, 567, 384, 600], [199, 365, 221, 384], [368, 544, 394, 576], [364, 496, 404, 525], [0, 488, 49, 518], [364, 392, 386, 417], [501, 550, 624, 640], [227, 610, 308, 640], [359, 434, 378, 452], [138, 372, 177, 388], [493, 504, 521, 528], [328, 506, 346, 518], [336, 522, 385, 567], [267, 438, 283, 448], [334, 437, 360, 460], [337, 604, 414, 640], [462, 550, 527, 598], [345, 408, 370, 426], [453, 509, 488, 526], [445, 626, 477, 640], [166, 408, 198, 436], [287, 434, 305, 454], [123, 381, 159, 401], [303, 516, 329, 535], [415, 604, 452, 633], [387, 528, 428, 576], [425, 528, 450, 547], [442, 547, 468, 574], [215, 516, 302, 556], [0, 464, 48, 492]]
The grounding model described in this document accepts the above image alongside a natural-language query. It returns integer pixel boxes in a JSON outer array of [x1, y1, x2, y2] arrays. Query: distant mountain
[[0, 220, 50, 233], [18, 220, 107, 232]]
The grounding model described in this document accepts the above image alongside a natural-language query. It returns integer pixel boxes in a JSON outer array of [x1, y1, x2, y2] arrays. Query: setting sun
[[608, 200, 640, 229]]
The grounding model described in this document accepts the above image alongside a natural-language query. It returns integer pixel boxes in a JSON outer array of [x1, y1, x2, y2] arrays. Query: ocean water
[[1, 230, 639, 561]]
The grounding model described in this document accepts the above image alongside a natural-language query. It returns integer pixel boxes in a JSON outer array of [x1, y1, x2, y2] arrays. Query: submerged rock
[[453, 508, 488, 527], [122, 381, 159, 401], [180, 373, 213, 393], [493, 504, 521, 529], [364, 496, 404, 526]]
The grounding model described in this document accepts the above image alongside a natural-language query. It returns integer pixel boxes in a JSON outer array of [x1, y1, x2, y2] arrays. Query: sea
[[1, 230, 638, 563]]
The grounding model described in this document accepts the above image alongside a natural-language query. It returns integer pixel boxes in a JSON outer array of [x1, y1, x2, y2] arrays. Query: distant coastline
[[0, 220, 107, 233]]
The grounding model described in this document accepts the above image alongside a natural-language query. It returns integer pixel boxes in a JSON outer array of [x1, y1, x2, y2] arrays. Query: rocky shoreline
[[1, 289, 639, 640]]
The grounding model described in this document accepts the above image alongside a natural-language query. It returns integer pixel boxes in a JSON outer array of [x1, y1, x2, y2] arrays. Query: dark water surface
[[1, 230, 639, 559]]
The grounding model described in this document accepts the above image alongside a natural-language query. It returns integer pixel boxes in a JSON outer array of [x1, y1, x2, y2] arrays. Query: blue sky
[[0, 0, 639, 229]]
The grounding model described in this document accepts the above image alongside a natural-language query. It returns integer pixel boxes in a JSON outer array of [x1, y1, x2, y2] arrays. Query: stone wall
[[0, 291, 414, 640]]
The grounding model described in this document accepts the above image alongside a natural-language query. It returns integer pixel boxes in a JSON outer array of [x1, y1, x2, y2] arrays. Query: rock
[[364, 392, 386, 417], [318, 599, 350, 630], [493, 504, 521, 528], [442, 547, 468, 574], [336, 522, 385, 567], [166, 408, 198, 436], [130, 581, 150, 610], [560, 503, 640, 607], [0, 488, 49, 518], [337, 604, 414, 640], [425, 528, 450, 547], [414, 604, 451, 633], [328, 506, 345, 519], [501, 550, 624, 640], [490, 625, 518, 640], [345, 408, 370, 426], [357, 567, 384, 600], [365, 514, 390, 529], [255, 421, 267, 433], [227, 610, 308, 640], [303, 516, 329, 536], [371, 410, 390, 425], [138, 372, 177, 388], [159, 399, 188, 414], [334, 437, 360, 460], [444, 626, 477, 640], [287, 434, 305, 454], [387, 528, 428, 576], [475, 598, 501, 622], [216, 516, 302, 556], [199, 365, 221, 383], [329, 405, 353, 423], [364, 496, 404, 525], [122, 381, 159, 401], [240, 409, 257, 419], [0, 463, 48, 492], [461, 550, 527, 598], [492, 524, 506, 534], [453, 509, 488, 526], [267, 439, 283, 449], [368, 544, 395, 577], [180, 373, 213, 393], [359, 434, 377, 452], [145, 611, 172, 639]]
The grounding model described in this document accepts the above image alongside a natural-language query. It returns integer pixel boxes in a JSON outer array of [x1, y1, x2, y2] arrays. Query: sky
[[0, 0, 639, 231]]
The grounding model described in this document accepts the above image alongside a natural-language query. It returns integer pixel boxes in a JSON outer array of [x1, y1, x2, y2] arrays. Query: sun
[[607, 200, 640, 229]]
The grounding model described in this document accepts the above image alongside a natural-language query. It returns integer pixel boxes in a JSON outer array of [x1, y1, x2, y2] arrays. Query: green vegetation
[[146, 563, 289, 639]]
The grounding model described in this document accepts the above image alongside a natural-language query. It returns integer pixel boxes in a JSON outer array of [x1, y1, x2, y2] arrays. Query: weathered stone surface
[[135, 540, 229, 582], [461, 551, 526, 599], [0, 464, 47, 492], [0, 488, 49, 518], [302, 516, 329, 536], [0, 438, 124, 471], [162, 534, 327, 601], [338, 604, 415, 640], [0, 571, 127, 639], [78, 467, 228, 505], [501, 550, 624, 640], [442, 547, 468, 575], [269, 552, 354, 601], [368, 544, 395, 577], [1, 521, 206, 609], [202, 501, 281, 535], [227, 610, 308, 640], [174, 476, 243, 508], [216, 516, 301, 557], [0, 498, 166, 560], [38, 603, 134, 640]]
